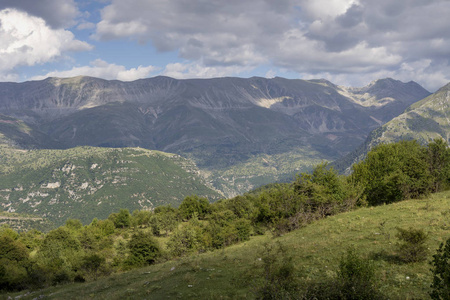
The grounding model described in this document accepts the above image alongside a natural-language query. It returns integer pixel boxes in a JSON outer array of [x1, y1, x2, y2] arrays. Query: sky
[[1, 0, 450, 91]]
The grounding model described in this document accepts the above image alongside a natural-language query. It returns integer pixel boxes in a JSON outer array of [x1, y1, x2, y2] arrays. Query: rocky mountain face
[[0, 76, 430, 195], [334, 82, 450, 173]]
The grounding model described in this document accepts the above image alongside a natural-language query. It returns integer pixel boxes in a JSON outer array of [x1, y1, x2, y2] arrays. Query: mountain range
[[0, 76, 430, 196]]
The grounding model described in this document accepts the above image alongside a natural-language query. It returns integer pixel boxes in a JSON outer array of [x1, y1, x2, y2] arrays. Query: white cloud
[[0, 8, 93, 81], [299, 0, 359, 20], [92, 0, 450, 90], [162, 62, 252, 79], [32, 59, 158, 81]]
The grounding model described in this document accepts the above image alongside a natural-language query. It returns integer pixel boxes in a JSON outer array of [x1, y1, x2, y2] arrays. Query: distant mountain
[[0, 145, 221, 226], [0, 76, 430, 195], [334, 82, 450, 173]]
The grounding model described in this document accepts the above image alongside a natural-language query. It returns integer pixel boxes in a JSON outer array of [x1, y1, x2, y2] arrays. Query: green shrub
[[430, 238, 450, 299], [254, 242, 299, 300], [337, 248, 381, 299], [396, 227, 428, 263], [126, 232, 161, 267], [166, 220, 204, 257], [305, 248, 384, 299], [234, 218, 252, 242], [79, 253, 109, 281]]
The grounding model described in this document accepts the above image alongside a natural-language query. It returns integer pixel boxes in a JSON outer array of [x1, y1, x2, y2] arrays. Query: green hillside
[[0, 146, 221, 227], [335, 82, 450, 173], [375, 82, 450, 144], [5, 191, 450, 299]]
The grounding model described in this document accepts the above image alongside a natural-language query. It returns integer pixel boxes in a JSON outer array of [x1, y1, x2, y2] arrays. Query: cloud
[[76, 22, 96, 30], [0, 0, 79, 28], [94, 0, 292, 68], [32, 59, 158, 81], [0, 8, 93, 81], [162, 62, 252, 79], [92, 0, 450, 90]]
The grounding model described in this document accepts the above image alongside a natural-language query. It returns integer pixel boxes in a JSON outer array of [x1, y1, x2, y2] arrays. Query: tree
[[352, 140, 432, 205], [225, 195, 257, 219], [131, 210, 151, 227], [295, 163, 346, 199], [0, 236, 30, 290], [294, 163, 349, 216], [65, 219, 83, 231], [179, 195, 210, 220], [430, 238, 450, 299], [126, 232, 161, 266], [35, 227, 82, 285], [426, 138, 450, 192], [113, 209, 131, 229]]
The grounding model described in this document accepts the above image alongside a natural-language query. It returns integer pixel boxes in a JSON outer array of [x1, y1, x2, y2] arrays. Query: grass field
[[5, 190, 450, 299]]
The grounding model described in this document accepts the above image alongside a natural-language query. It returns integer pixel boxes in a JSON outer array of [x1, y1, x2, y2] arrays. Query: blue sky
[[1, 0, 450, 91]]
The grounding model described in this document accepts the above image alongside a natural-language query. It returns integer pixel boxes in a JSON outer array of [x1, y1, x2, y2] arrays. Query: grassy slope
[[6, 190, 450, 299]]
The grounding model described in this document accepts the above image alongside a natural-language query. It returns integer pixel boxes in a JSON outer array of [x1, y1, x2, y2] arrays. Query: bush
[[396, 227, 428, 263], [79, 253, 109, 281], [430, 238, 450, 299], [126, 232, 161, 267], [166, 220, 204, 257], [305, 249, 384, 299], [337, 248, 380, 299], [254, 242, 299, 300], [234, 218, 252, 242]]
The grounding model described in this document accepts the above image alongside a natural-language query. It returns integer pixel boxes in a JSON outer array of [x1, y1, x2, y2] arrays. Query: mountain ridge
[[333, 80, 450, 173], [0, 76, 431, 195]]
